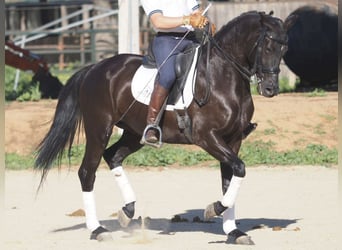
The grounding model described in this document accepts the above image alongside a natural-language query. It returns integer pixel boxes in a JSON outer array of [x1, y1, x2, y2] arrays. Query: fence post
[[118, 0, 139, 54], [81, 5, 91, 65], [58, 5, 68, 70]]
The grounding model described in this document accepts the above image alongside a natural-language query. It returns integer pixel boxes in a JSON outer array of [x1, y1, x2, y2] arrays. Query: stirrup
[[140, 124, 163, 148]]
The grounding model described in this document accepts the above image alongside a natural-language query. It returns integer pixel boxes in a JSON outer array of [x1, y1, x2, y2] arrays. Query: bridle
[[208, 23, 287, 81], [249, 27, 288, 84], [194, 15, 287, 106]]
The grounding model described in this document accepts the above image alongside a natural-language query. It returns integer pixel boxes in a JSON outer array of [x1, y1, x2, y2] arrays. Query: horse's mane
[[211, 10, 285, 51], [214, 11, 261, 40]]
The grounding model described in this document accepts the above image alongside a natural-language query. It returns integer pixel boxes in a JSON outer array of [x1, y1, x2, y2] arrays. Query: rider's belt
[[157, 32, 196, 41]]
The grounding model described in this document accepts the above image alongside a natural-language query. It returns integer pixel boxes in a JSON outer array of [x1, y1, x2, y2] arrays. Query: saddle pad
[[131, 47, 199, 111]]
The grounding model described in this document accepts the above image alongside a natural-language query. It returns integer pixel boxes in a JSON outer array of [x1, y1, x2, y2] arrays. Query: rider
[[140, 0, 208, 146]]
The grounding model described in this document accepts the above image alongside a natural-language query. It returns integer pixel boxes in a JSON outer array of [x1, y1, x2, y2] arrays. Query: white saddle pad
[[131, 46, 199, 111]]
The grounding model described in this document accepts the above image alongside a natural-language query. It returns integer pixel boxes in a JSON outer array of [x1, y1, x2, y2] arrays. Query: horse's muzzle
[[257, 75, 279, 98]]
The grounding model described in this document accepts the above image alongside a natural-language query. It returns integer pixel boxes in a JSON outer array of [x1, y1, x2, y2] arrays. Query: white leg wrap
[[112, 166, 136, 204], [223, 205, 237, 234], [82, 191, 100, 231], [221, 176, 243, 208]]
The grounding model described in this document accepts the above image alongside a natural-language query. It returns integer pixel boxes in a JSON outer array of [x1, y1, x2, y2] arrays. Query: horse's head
[[250, 12, 297, 97]]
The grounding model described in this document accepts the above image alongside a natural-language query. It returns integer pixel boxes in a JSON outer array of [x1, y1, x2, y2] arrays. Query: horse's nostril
[[264, 87, 274, 97]]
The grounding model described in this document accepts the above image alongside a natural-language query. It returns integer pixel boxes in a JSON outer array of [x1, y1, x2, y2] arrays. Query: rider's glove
[[183, 12, 208, 29]]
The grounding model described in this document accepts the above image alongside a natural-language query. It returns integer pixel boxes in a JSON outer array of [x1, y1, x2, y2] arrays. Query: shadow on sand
[[53, 208, 299, 237]]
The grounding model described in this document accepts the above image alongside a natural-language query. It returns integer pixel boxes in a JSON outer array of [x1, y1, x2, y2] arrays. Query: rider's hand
[[183, 12, 208, 29]]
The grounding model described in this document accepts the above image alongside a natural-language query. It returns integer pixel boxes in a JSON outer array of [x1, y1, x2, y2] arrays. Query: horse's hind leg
[[103, 130, 143, 227], [78, 123, 113, 241]]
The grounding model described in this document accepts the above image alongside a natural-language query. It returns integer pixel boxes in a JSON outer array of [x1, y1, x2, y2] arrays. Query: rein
[[207, 25, 269, 81], [193, 25, 213, 107], [193, 24, 254, 107]]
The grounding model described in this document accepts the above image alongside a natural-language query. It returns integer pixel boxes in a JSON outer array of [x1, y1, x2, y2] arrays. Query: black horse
[[35, 11, 296, 244]]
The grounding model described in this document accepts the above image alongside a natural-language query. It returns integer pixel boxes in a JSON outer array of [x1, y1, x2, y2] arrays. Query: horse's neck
[[216, 17, 260, 67]]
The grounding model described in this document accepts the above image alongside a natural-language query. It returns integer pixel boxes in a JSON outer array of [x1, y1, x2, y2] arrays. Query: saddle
[[142, 43, 199, 104]]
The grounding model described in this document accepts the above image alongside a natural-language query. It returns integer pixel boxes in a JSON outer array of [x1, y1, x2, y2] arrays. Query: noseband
[[250, 27, 288, 84]]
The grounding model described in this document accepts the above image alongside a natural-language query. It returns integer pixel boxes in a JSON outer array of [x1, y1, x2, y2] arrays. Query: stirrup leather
[[140, 124, 163, 148]]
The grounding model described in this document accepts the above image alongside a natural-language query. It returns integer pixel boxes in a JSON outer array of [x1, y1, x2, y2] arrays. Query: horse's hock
[[283, 2, 337, 87]]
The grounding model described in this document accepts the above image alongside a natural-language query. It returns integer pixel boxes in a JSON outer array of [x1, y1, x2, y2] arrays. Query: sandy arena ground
[[4, 166, 338, 250]]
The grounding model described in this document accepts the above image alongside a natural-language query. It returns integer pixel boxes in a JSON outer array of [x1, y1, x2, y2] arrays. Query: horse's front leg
[[219, 163, 255, 245], [201, 138, 245, 221], [204, 161, 249, 242], [197, 134, 254, 245]]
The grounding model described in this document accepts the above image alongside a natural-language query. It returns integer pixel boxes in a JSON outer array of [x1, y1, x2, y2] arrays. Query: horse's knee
[[232, 159, 246, 178]]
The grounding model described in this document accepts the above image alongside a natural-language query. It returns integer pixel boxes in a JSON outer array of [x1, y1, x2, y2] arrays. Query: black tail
[[34, 65, 92, 189]]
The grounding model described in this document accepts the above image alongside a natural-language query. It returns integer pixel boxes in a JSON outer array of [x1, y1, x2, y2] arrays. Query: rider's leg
[[142, 35, 193, 145], [145, 83, 169, 143]]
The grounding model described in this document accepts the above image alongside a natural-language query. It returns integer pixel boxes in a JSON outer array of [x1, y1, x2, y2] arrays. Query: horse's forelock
[[257, 12, 288, 36]]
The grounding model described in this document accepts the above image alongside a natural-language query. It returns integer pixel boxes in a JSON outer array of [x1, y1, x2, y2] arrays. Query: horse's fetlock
[[122, 201, 135, 218], [214, 200, 227, 215]]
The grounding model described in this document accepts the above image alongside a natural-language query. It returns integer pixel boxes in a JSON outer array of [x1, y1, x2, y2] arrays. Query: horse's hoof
[[226, 229, 255, 245], [203, 202, 216, 221], [235, 235, 255, 245], [90, 226, 113, 242], [96, 232, 113, 242], [118, 208, 131, 228]]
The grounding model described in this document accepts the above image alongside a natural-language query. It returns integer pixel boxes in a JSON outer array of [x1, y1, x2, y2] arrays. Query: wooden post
[[59, 5, 67, 70], [81, 5, 91, 65], [118, 0, 139, 54]]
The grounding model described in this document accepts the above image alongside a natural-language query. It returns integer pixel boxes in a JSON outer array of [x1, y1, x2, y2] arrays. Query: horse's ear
[[269, 10, 274, 16], [284, 14, 298, 31], [259, 11, 267, 25]]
